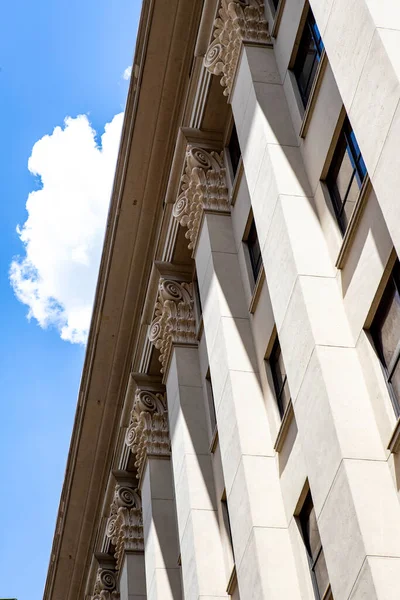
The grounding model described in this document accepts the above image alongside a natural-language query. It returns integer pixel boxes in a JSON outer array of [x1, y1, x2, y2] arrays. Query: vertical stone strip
[[125, 390, 182, 600], [149, 281, 227, 598], [173, 142, 303, 598]]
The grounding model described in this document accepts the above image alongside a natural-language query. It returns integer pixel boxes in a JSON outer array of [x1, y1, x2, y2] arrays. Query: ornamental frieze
[[173, 146, 229, 251], [148, 279, 197, 372], [204, 0, 271, 96], [91, 568, 119, 600], [125, 389, 170, 476], [106, 485, 144, 570]]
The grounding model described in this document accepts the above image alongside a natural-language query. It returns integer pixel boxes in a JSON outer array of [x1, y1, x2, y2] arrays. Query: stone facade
[[44, 1, 400, 600]]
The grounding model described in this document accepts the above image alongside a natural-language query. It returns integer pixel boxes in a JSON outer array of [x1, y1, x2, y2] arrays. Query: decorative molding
[[204, 0, 271, 96], [92, 568, 119, 600], [173, 147, 229, 251], [125, 390, 170, 476], [149, 279, 197, 373], [106, 485, 144, 570]]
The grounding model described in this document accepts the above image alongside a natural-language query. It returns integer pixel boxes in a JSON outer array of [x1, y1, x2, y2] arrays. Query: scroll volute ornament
[[148, 279, 197, 373], [92, 568, 119, 600], [125, 390, 170, 477], [106, 485, 144, 570], [173, 146, 229, 251], [205, 0, 271, 96]]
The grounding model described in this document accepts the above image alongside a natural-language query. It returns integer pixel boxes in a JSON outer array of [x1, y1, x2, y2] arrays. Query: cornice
[[43, 1, 204, 598]]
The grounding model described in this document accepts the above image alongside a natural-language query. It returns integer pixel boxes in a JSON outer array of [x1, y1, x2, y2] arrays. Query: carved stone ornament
[[149, 279, 197, 373], [173, 146, 229, 251], [92, 568, 119, 600], [125, 390, 170, 476], [204, 0, 271, 96], [106, 485, 144, 570]]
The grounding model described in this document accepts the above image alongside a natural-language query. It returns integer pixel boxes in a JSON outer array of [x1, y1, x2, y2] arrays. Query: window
[[269, 0, 280, 13], [194, 277, 202, 325], [205, 369, 217, 434], [228, 124, 241, 179], [293, 8, 324, 107], [246, 218, 262, 282], [326, 117, 367, 235], [300, 491, 332, 600], [270, 337, 291, 418], [221, 493, 234, 558], [371, 260, 400, 417]]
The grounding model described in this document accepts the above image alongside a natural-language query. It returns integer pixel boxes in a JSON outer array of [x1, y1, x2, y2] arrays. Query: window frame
[[293, 7, 324, 108], [326, 117, 367, 235], [246, 218, 263, 283], [299, 491, 331, 600], [370, 259, 400, 418], [205, 368, 218, 436], [270, 337, 291, 419]]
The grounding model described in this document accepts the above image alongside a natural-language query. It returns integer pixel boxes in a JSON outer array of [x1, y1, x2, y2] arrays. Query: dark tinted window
[[270, 338, 291, 418], [228, 124, 241, 178], [371, 260, 400, 417], [293, 9, 324, 107], [327, 117, 367, 234], [206, 369, 217, 433], [300, 492, 331, 600], [247, 219, 262, 282]]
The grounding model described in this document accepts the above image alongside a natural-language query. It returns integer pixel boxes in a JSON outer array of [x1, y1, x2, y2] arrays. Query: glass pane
[[341, 175, 360, 230], [297, 44, 317, 99], [279, 379, 291, 416], [306, 505, 322, 559], [335, 149, 355, 204], [272, 344, 286, 398], [390, 360, 400, 406], [276, 347, 287, 381], [379, 285, 400, 368], [314, 551, 330, 599], [229, 125, 241, 177], [311, 19, 324, 54], [248, 220, 262, 280], [303, 53, 319, 102]]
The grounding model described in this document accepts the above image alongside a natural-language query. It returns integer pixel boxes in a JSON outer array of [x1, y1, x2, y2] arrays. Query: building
[[43, 1, 400, 599]]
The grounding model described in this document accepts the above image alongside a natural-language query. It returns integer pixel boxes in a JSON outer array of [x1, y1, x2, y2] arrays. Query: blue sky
[[0, 1, 141, 598]]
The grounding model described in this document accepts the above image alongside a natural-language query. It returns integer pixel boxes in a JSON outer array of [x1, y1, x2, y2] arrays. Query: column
[[172, 144, 303, 598], [125, 388, 182, 600], [149, 279, 227, 599], [105, 484, 147, 600], [210, 8, 400, 597]]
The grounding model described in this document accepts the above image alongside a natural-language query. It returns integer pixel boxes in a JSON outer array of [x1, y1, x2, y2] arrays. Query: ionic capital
[[106, 485, 144, 570], [148, 279, 197, 373], [91, 568, 119, 600], [125, 389, 170, 477], [204, 0, 271, 96], [173, 146, 229, 251]]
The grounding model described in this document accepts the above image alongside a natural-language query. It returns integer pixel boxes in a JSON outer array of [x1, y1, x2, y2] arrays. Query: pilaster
[[105, 483, 146, 600], [149, 279, 227, 599], [172, 141, 303, 599], [125, 387, 182, 600]]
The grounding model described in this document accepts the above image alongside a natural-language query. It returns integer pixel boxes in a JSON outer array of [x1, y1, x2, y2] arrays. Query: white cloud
[[122, 65, 132, 80], [10, 112, 124, 344]]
